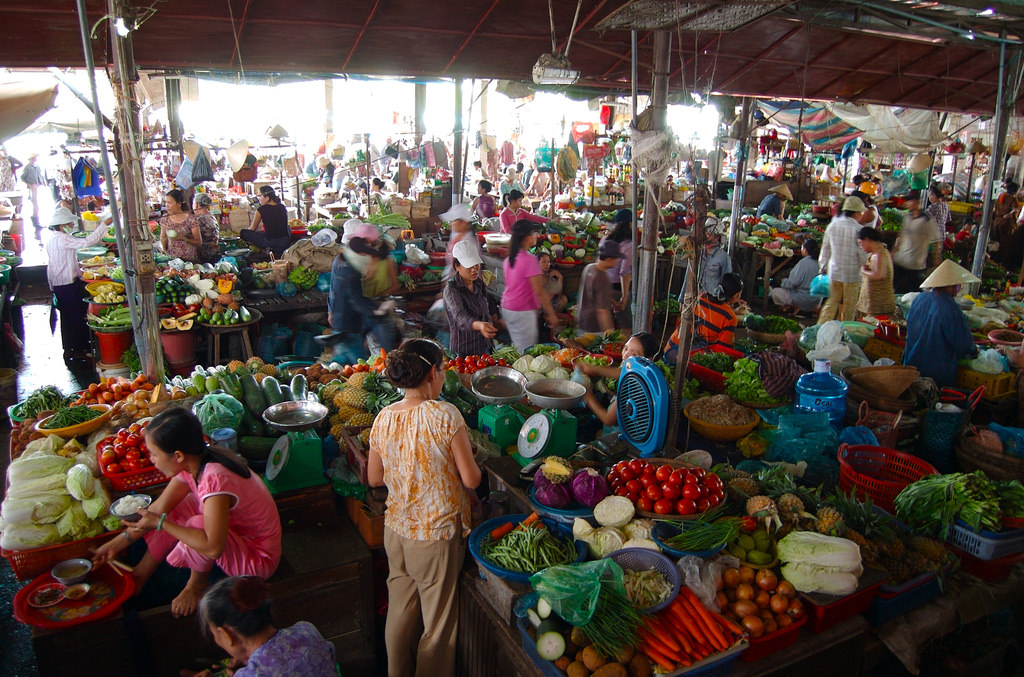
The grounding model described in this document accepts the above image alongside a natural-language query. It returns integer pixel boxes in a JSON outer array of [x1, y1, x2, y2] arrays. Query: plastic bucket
[[0, 368, 17, 419], [96, 361, 131, 380], [3, 233, 22, 255], [94, 330, 134, 364], [160, 330, 196, 376]]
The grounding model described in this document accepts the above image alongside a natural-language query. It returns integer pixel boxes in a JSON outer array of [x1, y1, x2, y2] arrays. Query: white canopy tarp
[[827, 104, 949, 154], [0, 78, 59, 144]]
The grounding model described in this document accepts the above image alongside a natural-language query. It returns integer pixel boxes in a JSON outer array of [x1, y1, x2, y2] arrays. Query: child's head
[[536, 250, 552, 272], [623, 332, 659, 360]]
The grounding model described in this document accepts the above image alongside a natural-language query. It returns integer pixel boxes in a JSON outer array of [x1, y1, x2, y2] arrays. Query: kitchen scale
[[515, 379, 586, 466], [471, 366, 527, 449], [262, 401, 329, 494]]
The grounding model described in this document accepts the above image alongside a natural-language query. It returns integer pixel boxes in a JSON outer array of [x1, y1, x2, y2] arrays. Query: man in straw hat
[[756, 183, 792, 219], [902, 260, 978, 388], [818, 196, 868, 322]]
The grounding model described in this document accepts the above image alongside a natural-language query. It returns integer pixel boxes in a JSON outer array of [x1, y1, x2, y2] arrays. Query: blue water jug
[[795, 359, 848, 427]]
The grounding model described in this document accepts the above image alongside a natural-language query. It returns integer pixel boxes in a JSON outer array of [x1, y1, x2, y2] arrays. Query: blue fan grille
[[619, 372, 653, 444]]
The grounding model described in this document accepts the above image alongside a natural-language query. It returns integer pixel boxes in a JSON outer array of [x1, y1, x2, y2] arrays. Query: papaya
[[160, 318, 177, 330], [176, 319, 194, 331]]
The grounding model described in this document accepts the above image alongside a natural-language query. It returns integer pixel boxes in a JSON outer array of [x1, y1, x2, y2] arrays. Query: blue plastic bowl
[[469, 514, 587, 585], [651, 521, 729, 560], [527, 485, 594, 525]]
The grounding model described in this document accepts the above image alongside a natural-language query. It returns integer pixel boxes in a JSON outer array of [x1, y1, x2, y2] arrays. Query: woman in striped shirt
[[663, 273, 743, 362]]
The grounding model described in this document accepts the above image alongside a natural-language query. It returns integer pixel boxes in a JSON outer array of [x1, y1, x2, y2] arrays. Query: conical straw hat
[[769, 183, 793, 200], [920, 259, 980, 289], [227, 140, 250, 172]]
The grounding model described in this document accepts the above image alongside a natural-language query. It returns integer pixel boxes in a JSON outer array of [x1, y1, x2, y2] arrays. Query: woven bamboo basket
[[955, 429, 1024, 481], [845, 379, 918, 413], [845, 366, 919, 400], [745, 329, 787, 345]]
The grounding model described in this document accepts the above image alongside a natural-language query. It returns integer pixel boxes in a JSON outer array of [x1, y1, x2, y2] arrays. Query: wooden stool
[[206, 324, 255, 365]]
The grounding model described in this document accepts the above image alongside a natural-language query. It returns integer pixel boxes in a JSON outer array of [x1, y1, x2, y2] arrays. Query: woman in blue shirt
[[756, 184, 792, 219], [903, 260, 978, 388]]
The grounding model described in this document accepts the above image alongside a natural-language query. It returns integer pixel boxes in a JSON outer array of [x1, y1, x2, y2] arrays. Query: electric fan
[[616, 356, 670, 456]]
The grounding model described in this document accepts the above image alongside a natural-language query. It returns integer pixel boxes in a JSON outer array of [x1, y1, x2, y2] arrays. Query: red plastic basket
[[1, 530, 123, 581], [687, 346, 743, 393], [739, 614, 806, 662], [800, 569, 887, 633], [947, 545, 1024, 582], [837, 444, 939, 512], [97, 443, 168, 492]]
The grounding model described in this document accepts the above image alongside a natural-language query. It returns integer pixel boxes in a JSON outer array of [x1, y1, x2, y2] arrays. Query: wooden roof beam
[[442, 0, 504, 74], [766, 34, 853, 91], [714, 25, 803, 90], [342, 0, 384, 72], [228, 0, 254, 69]]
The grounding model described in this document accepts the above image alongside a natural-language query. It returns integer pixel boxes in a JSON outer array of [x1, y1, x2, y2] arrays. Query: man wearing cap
[[684, 217, 733, 298], [45, 205, 109, 360], [443, 239, 499, 355], [439, 203, 482, 281], [756, 184, 792, 219], [577, 240, 625, 333], [20, 152, 47, 228], [818, 196, 868, 322], [903, 260, 978, 388], [850, 182, 881, 229]]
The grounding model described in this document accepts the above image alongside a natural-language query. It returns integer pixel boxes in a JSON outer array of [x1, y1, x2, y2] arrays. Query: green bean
[[481, 525, 574, 574], [42, 405, 102, 429]]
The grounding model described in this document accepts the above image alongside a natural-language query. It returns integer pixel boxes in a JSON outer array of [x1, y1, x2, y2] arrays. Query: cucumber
[[537, 597, 553, 620], [526, 608, 542, 628], [536, 617, 566, 636], [261, 377, 285, 406], [290, 374, 308, 401], [219, 373, 244, 400], [237, 436, 277, 460], [240, 373, 267, 415], [535, 629, 566, 661]]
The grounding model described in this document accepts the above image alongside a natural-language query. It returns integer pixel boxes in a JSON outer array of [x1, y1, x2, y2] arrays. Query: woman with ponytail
[[367, 338, 481, 677], [192, 576, 336, 676], [93, 408, 281, 618]]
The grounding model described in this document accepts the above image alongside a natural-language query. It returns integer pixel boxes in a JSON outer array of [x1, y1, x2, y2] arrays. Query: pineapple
[[254, 372, 266, 383], [246, 357, 265, 371], [261, 364, 279, 376], [712, 464, 750, 482], [334, 404, 360, 424], [540, 457, 573, 484], [358, 428, 371, 446], [338, 386, 368, 411], [227, 360, 246, 374], [346, 412, 375, 428], [329, 413, 345, 426], [877, 551, 911, 584], [217, 292, 235, 306], [904, 549, 932, 577], [202, 297, 215, 310], [777, 493, 807, 522], [909, 535, 946, 563], [877, 535, 906, 559], [842, 527, 879, 564], [212, 303, 226, 314], [228, 301, 241, 312], [728, 477, 761, 497], [815, 506, 846, 536], [746, 495, 781, 530], [329, 423, 346, 440], [346, 372, 370, 389]]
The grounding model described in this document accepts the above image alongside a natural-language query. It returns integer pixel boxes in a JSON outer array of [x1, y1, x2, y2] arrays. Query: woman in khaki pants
[[368, 339, 482, 677]]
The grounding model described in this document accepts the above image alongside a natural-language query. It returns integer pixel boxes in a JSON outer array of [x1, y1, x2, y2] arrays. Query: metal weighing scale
[[515, 379, 586, 466], [262, 401, 329, 494], [472, 367, 527, 449]]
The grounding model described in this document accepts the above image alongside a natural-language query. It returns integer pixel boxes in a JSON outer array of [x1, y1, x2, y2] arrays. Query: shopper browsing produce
[[188, 576, 336, 677], [902, 260, 979, 388], [44, 205, 108, 361], [444, 240, 499, 356], [93, 408, 282, 618], [159, 188, 203, 263], [664, 273, 744, 362], [328, 222, 399, 355], [367, 339, 481, 677], [856, 227, 895, 317], [500, 220, 561, 350], [240, 186, 291, 256], [192, 192, 221, 264], [576, 239, 625, 333], [818, 196, 868, 322], [892, 190, 940, 293], [582, 332, 661, 426]]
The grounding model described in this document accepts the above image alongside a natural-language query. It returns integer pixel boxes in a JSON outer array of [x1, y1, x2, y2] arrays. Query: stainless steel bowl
[[262, 401, 329, 432], [525, 379, 586, 409], [471, 366, 527, 405]]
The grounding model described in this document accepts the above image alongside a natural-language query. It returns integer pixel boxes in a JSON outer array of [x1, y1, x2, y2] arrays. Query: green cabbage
[[547, 367, 570, 380], [0, 523, 61, 551], [780, 562, 860, 596], [7, 453, 72, 484], [66, 464, 95, 500], [525, 370, 546, 383], [593, 495, 635, 528], [623, 518, 655, 541], [531, 354, 557, 374], [56, 502, 92, 538], [588, 526, 626, 558], [82, 479, 111, 520], [513, 355, 534, 373], [100, 514, 123, 531], [73, 450, 99, 476], [22, 435, 66, 458], [622, 538, 660, 551], [5, 474, 69, 499], [777, 531, 862, 571], [572, 517, 596, 541], [1, 494, 71, 524]]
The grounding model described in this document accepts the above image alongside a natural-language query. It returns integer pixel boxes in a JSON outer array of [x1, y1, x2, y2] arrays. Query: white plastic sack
[[969, 348, 1006, 375], [815, 320, 844, 351]]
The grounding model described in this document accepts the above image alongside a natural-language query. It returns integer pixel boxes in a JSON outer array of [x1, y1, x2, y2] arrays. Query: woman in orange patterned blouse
[[367, 339, 481, 677]]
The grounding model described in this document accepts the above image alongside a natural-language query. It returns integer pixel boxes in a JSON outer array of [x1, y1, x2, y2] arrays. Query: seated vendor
[[769, 239, 821, 316], [94, 408, 282, 618], [582, 332, 660, 427], [239, 186, 291, 257], [664, 273, 744, 363], [902, 260, 979, 388]]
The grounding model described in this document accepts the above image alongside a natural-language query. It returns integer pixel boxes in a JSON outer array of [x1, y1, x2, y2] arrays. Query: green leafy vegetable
[[724, 358, 786, 405], [690, 351, 736, 373], [744, 314, 800, 334]]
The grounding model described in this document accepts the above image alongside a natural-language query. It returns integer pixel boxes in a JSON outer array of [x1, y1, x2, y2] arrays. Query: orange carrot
[[518, 512, 541, 529], [668, 598, 709, 646], [682, 588, 729, 650], [639, 643, 680, 671], [638, 628, 681, 662], [710, 609, 744, 637], [643, 618, 680, 652], [678, 594, 726, 652], [489, 522, 515, 540], [655, 613, 693, 656]]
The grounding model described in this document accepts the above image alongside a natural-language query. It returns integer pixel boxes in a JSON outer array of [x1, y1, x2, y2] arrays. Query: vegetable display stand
[[159, 329, 196, 376], [738, 615, 805, 662], [837, 444, 939, 513], [946, 545, 1024, 582], [93, 329, 133, 364], [799, 567, 887, 633], [202, 308, 263, 365], [666, 640, 747, 676], [1, 530, 123, 581]]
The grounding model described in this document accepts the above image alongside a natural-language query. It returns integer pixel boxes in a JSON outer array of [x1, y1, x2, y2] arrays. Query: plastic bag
[[767, 411, 839, 486], [193, 394, 245, 435], [839, 425, 879, 447], [988, 423, 1024, 458], [815, 321, 844, 350], [676, 553, 739, 611], [529, 558, 625, 626], [316, 272, 332, 292], [810, 274, 831, 298], [968, 348, 1006, 375]]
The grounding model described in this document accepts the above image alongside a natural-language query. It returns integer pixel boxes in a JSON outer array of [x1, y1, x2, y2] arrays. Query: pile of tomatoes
[[97, 420, 154, 476], [446, 354, 508, 375], [606, 459, 725, 516]]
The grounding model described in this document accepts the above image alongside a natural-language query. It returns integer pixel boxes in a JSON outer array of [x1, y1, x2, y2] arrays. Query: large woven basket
[[845, 366, 919, 400], [845, 379, 918, 413], [746, 329, 787, 345], [955, 429, 1024, 481]]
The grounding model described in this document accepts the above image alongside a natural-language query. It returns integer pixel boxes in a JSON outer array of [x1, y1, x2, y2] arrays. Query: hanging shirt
[[902, 290, 976, 388]]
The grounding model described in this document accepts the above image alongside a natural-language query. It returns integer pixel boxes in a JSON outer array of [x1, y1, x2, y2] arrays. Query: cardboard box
[[228, 207, 251, 233], [411, 203, 430, 219], [391, 197, 413, 219]]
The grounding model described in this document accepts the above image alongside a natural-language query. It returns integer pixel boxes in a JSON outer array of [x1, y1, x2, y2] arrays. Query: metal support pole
[[630, 29, 639, 313], [634, 30, 671, 334], [454, 78, 464, 204], [165, 77, 183, 153], [414, 84, 426, 147], [727, 98, 751, 255], [972, 42, 1016, 285]]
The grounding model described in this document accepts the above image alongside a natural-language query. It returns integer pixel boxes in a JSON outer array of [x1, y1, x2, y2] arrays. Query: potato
[[614, 646, 635, 665], [566, 662, 589, 677], [554, 656, 573, 672], [628, 653, 652, 677], [581, 645, 607, 672], [575, 649, 587, 664], [570, 627, 592, 647], [592, 664, 628, 677]]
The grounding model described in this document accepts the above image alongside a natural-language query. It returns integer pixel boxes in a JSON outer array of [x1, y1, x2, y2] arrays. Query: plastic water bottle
[[795, 359, 849, 427]]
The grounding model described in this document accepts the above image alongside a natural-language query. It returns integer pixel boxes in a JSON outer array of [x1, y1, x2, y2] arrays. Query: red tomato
[[690, 467, 706, 480], [125, 459, 140, 472], [100, 436, 115, 448], [698, 485, 709, 499], [613, 461, 629, 474], [676, 498, 698, 515], [100, 449, 117, 465], [655, 465, 672, 482], [669, 469, 686, 486], [707, 492, 721, 507], [497, 359, 507, 366], [653, 498, 674, 515], [639, 475, 656, 489], [684, 473, 699, 485], [628, 459, 643, 475], [645, 484, 663, 501], [140, 419, 149, 428], [614, 486, 631, 498], [610, 479, 624, 492], [128, 423, 142, 434], [139, 442, 148, 454], [682, 483, 702, 500], [641, 464, 656, 477], [661, 482, 681, 500], [696, 498, 711, 512], [704, 474, 723, 490], [126, 433, 141, 447], [637, 496, 654, 512], [619, 468, 636, 482], [115, 430, 129, 443], [125, 449, 141, 462], [137, 457, 152, 467], [607, 470, 620, 484], [105, 463, 122, 474], [625, 479, 642, 494], [113, 442, 127, 458]]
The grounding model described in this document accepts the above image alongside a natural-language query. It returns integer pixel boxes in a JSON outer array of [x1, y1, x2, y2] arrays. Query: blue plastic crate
[[946, 520, 1024, 561], [865, 575, 941, 626], [516, 617, 564, 677]]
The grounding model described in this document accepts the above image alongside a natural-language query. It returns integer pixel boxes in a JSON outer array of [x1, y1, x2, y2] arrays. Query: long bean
[[42, 405, 102, 429], [481, 525, 574, 574]]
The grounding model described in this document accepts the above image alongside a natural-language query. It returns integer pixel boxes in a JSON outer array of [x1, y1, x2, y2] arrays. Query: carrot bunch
[[635, 587, 744, 671], [489, 512, 542, 540]]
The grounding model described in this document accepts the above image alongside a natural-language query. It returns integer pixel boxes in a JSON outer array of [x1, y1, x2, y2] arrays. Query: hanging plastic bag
[[193, 394, 245, 435], [191, 148, 214, 184], [529, 558, 624, 626], [810, 274, 831, 298], [175, 157, 195, 191]]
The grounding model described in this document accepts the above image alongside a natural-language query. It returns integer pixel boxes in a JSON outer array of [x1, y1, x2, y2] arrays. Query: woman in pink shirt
[[94, 408, 282, 618], [499, 189, 548, 234], [500, 220, 561, 350]]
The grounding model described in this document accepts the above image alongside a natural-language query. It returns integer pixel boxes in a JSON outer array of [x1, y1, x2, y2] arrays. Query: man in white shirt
[[818, 196, 868, 322]]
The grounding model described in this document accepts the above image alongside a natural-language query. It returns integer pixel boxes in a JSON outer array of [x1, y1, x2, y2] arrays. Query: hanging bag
[[191, 148, 214, 184]]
